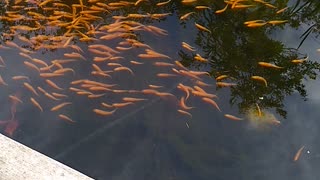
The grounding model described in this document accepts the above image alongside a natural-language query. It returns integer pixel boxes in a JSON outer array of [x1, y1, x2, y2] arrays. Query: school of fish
[[0, 0, 303, 137]]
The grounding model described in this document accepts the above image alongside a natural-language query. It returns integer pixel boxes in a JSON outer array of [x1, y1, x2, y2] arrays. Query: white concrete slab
[[0, 134, 94, 180]]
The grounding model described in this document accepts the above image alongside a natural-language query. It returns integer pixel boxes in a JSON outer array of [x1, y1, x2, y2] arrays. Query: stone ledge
[[0, 134, 93, 180]]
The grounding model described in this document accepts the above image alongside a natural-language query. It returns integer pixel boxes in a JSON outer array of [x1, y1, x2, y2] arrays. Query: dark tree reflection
[[178, 0, 320, 118]]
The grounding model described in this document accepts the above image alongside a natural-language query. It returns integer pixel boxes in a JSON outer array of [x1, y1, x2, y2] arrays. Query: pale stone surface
[[0, 134, 93, 180]]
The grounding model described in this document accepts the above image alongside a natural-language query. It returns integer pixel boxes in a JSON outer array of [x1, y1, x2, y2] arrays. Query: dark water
[[0, 0, 319, 179]]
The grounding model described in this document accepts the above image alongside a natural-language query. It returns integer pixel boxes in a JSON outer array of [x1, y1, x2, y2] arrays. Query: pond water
[[0, 0, 319, 179]]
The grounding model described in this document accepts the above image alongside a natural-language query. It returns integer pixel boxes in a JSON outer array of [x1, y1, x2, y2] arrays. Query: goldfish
[[114, 67, 134, 75], [224, 114, 243, 121], [144, 25, 168, 36], [258, 62, 283, 69], [179, 70, 201, 80], [24, 61, 40, 72], [0, 56, 6, 67], [101, 102, 113, 108], [182, 42, 196, 51], [93, 108, 117, 116], [264, 3, 277, 9], [45, 79, 64, 90], [52, 93, 68, 98], [180, 97, 194, 110], [154, 62, 175, 67], [40, 73, 64, 78], [156, 0, 171, 6], [9, 95, 23, 104], [59, 114, 75, 123], [112, 102, 134, 108], [122, 97, 147, 102], [51, 102, 72, 111], [194, 54, 208, 62], [134, 0, 146, 6], [195, 6, 211, 10], [177, 83, 191, 100], [244, 20, 266, 25], [291, 56, 308, 64], [293, 146, 305, 162], [291, 59, 307, 64], [251, 76, 268, 87], [0, 75, 8, 86], [216, 82, 237, 87], [192, 90, 217, 99], [30, 97, 43, 112], [201, 97, 221, 112], [267, 20, 288, 25], [157, 73, 178, 78], [44, 93, 60, 101], [175, 61, 188, 70], [24, 82, 39, 96], [64, 52, 86, 61], [180, 12, 195, 20], [148, 85, 163, 89], [54, 68, 75, 75], [181, 0, 197, 4], [246, 22, 268, 28], [195, 80, 212, 87], [130, 60, 144, 65], [232, 5, 255, 9], [215, 4, 229, 14], [88, 93, 106, 98], [31, 58, 49, 67], [177, 109, 192, 118], [276, 7, 288, 14], [144, 49, 171, 59], [216, 75, 229, 81], [195, 23, 211, 33]]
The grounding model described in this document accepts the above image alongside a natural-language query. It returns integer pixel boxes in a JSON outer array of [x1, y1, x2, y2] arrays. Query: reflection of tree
[[286, 0, 320, 48], [179, 1, 320, 118]]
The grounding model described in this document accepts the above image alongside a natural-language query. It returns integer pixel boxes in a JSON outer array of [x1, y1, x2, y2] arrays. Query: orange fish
[[114, 67, 134, 75], [177, 109, 192, 118], [112, 102, 134, 108], [45, 79, 64, 90], [293, 146, 305, 162], [12, 75, 30, 81], [122, 97, 147, 102], [180, 97, 194, 110], [251, 76, 268, 87], [30, 97, 43, 112], [194, 23, 211, 33], [59, 114, 76, 123], [215, 4, 228, 14], [180, 12, 195, 20], [9, 95, 23, 104], [93, 108, 117, 116], [216, 82, 237, 87], [0, 75, 8, 86], [258, 62, 283, 69], [202, 97, 221, 112], [51, 102, 72, 111], [24, 82, 39, 96], [224, 114, 243, 121], [276, 7, 288, 14], [156, 0, 171, 6]]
